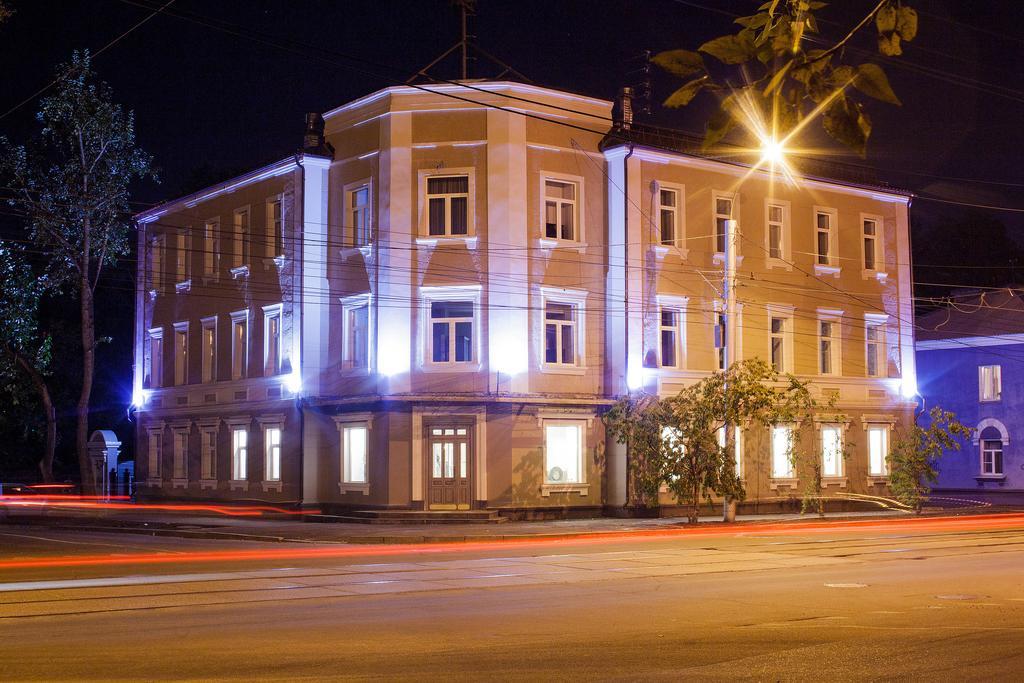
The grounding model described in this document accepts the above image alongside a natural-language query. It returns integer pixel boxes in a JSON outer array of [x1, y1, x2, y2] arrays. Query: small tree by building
[[605, 358, 822, 523], [888, 406, 971, 513]]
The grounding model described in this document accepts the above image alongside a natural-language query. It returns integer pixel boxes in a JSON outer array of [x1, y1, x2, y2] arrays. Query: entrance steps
[[321, 509, 508, 525]]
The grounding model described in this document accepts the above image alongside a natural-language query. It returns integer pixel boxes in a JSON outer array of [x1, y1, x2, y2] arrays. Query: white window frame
[[267, 194, 284, 259], [174, 229, 191, 286], [539, 415, 591, 496], [344, 179, 373, 248], [658, 305, 684, 369], [419, 284, 482, 372], [865, 314, 888, 378], [860, 212, 884, 278], [200, 316, 217, 384], [765, 198, 791, 268], [418, 168, 475, 240], [979, 365, 1002, 402], [981, 439, 1004, 476], [538, 286, 587, 375], [228, 419, 250, 489], [539, 172, 586, 247], [655, 182, 685, 250], [771, 424, 796, 480], [146, 424, 164, 484], [335, 414, 373, 494], [232, 206, 250, 269], [202, 219, 220, 280], [865, 423, 890, 478], [172, 321, 189, 387], [813, 207, 840, 276], [712, 190, 738, 257], [767, 304, 794, 374], [340, 293, 373, 374], [818, 422, 846, 480], [258, 417, 283, 490], [543, 302, 579, 368], [230, 309, 249, 380], [262, 304, 283, 376], [657, 294, 689, 371], [817, 308, 843, 377], [146, 327, 164, 389], [170, 425, 189, 487]]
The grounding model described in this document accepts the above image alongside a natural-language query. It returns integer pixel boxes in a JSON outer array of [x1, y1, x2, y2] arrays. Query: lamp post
[[723, 217, 739, 522]]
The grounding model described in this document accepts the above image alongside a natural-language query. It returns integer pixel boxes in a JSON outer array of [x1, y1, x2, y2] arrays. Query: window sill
[[171, 478, 189, 489], [653, 244, 689, 260], [712, 252, 745, 266], [821, 477, 848, 488], [229, 479, 248, 491], [769, 478, 799, 490], [540, 364, 586, 376], [230, 265, 250, 279], [416, 236, 478, 248], [766, 257, 792, 271], [144, 478, 162, 487], [338, 483, 370, 495], [200, 478, 218, 490], [537, 238, 586, 253], [420, 362, 482, 374], [814, 264, 841, 278], [338, 245, 373, 259], [866, 475, 889, 486], [175, 280, 191, 294], [541, 483, 589, 497], [979, 398, 1002, 403], [862, 269, 888, 283], [976, 475, 1006, 483], [260, 481, 282, 493]]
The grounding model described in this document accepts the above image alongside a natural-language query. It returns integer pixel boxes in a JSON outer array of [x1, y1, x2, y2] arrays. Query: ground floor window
[[544, 421, 584, 484], [982, 439, 1004, 476], [867, 425, 888, 476], [172, 429, 188, 480], [771, 425, 794, 479], [264, 427, 281, 482], [821, 425, 843, 478], [231, 427, 248, 481], [342, 424, 369, 484]]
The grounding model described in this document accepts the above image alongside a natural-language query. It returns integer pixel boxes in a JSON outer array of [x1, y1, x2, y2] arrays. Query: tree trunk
[[76, 274, 96, 494], [689, 481, 700, 524], [2, 341, 56, 482]]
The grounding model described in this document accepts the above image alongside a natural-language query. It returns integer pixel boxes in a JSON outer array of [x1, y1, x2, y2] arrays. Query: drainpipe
[[622, 143, 634, 509], [296, 154, 306, 507]]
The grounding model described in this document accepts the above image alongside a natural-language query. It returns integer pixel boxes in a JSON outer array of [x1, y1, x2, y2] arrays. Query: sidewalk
[[1, 504, 985, 545]]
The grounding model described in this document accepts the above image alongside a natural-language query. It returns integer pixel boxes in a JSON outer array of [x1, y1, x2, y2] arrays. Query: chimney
[[613, 87, 634, 132], [302, 112, 334, 157]]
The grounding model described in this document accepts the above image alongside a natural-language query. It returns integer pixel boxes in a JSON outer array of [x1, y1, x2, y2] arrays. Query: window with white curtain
[[867, 425, 888, 476], [979, 365, 1001, 402], [544, 421, 584, 484], [231, 427, 248, 481], [342, 424, 368, 484], [264, 427, 281, 482], [821, 425, 843, 477], [771, 425, 794, 479]]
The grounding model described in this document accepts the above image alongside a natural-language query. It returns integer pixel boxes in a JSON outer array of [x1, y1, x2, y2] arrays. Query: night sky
[[1, 1, 1023, 472]]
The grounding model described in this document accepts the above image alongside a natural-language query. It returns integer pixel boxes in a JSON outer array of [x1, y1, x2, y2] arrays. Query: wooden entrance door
[[426, 426, 472, 510]]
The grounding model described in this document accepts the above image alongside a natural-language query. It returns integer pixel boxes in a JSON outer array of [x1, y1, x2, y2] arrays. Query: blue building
[[916, 289, 1024, 502]]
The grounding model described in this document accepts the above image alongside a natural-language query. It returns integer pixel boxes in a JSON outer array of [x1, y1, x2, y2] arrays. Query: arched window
[[979, 425, 1005, 476]]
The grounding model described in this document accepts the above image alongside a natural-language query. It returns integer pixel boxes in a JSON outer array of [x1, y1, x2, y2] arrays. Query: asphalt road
[[1, 516, 1023, 681]]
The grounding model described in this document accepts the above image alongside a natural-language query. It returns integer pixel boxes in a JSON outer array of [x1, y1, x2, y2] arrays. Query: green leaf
[[896, 5, 918, 42], [652, 49, 705, 77], [702, 105, 736, 151], [735, 13, 769, 29], [663, 76, 706, 108], [829, 65, 854, 87], [876, 4, 897, 33], [853, 63, 901, 105], [823, 95, 867, 156], [809, 1, 828, 8], [699, 34, 755, 65], [762, 60, 793, 96], [878, 31, 902, 56]]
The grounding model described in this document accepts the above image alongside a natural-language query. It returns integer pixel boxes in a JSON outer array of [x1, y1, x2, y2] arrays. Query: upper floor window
[[865, 320, 885, 377], [426, 175, 469, 237], [146, 328, 163, 389], [232, 207, 249, 268], [346, 304, 369, 370], [231, 311, 248, 380], [175, 230, 190, 284], [658, 187, 680, 246], [716, 310, 727, 371], [867, 425, 889, 476], [544, 178, 579, 242], [349, 184, 371, 247], [268, 197, 284, 257], [430, 300, 474, 364], [714, 195, 733, 254], [544, 302, 579, 367], [979, 365, 1002, 402], [151, 234, 165, 292], [815, 209, 835, 266], [819, 320, 838, 375], [201, 317, 217, 383], [203, 220, 219, 277], [263, 305, 282, 376], [862, 216, 880, 271], [767, 202, 787, 261], [173, 323, 188, 386], [770, 315, 789, 373], [660, 308, 682, 368]]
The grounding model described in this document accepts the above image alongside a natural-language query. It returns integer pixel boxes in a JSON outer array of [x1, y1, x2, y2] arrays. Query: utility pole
[[723, 218, 739, 522]]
